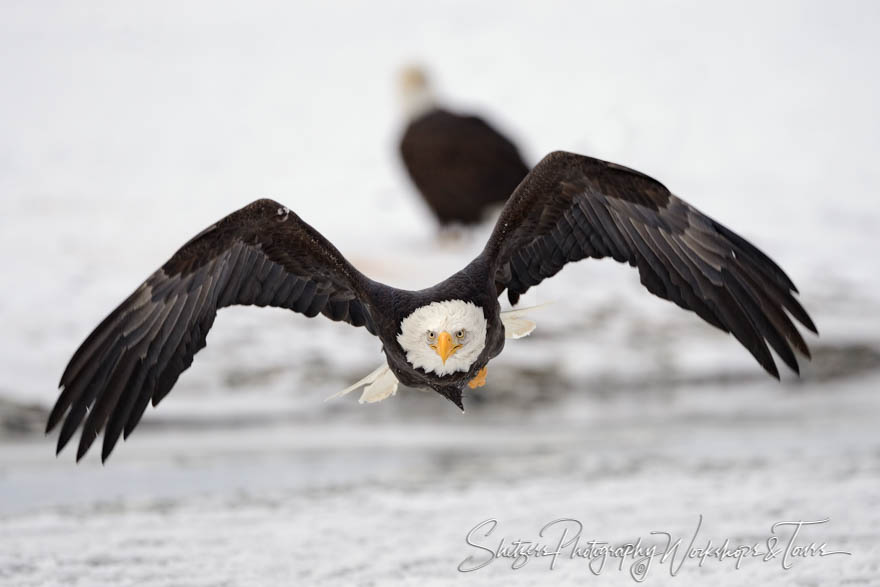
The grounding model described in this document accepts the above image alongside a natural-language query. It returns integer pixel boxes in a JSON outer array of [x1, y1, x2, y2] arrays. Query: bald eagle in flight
[[398, 66, 530, 226], [48, 151, 816, 462]]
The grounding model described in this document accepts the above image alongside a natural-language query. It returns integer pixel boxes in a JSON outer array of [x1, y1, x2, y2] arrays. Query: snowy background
[[1, 1, 879, 585]]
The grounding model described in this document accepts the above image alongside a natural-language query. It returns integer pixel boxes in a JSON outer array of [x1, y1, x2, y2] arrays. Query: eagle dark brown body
[[399, 109, 529, 225]]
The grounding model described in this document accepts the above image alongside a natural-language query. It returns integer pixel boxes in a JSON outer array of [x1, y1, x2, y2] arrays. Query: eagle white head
[[398, 64, 436, 121], [397, 300, 487, 376]]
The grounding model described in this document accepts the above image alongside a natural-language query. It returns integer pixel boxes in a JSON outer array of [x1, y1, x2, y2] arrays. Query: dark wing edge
[[48, 198, 377, 462], [482, 150, 817, 378]]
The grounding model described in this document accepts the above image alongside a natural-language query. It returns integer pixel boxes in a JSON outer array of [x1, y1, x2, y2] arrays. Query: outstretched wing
[[49, 199, 377, 461], [483, 151, 817, 378]]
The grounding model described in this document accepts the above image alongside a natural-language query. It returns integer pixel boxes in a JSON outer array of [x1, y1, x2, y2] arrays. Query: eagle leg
[[468, 366, 488, 389]]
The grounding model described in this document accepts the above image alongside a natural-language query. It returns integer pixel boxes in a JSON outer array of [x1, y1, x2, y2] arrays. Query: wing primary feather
[[58, 286, 153, 388], [56, 340, 126, 454], [712, 219, 798, 292], [85, 291, 185, 461], [150, 274, 218, 408], [75, 298, 172, 456], [736, 257, 817, 334], [722, 271, 800, 374], [50, 289, 155, 430], [120, 311, 185, 439], [732, 261, 811, 357], [713, 276, 780, 378]]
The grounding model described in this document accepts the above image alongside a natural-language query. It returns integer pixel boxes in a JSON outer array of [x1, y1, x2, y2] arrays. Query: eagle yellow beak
[[431, 331, 461, 364]]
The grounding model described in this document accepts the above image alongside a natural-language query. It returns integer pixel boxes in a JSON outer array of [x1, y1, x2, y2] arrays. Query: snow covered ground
[[1, 1, 879, 585]]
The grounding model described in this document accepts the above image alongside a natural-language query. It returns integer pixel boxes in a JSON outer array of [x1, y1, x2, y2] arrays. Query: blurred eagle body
[[398, 67, 530, 225], [48, 151, 816, 462]]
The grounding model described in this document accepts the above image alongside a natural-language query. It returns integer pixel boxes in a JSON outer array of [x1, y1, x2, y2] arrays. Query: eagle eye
[[455, 329, 466, 340]]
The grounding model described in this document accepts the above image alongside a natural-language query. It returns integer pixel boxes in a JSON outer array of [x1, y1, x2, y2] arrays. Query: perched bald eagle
[[48, 151, 816, 462], [397, 66, 530, 226]]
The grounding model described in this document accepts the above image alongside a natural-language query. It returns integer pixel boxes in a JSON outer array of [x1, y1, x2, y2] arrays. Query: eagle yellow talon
[[468, 366, 488, 389]]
